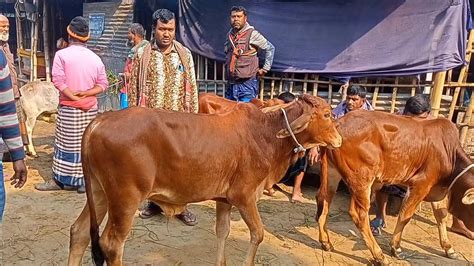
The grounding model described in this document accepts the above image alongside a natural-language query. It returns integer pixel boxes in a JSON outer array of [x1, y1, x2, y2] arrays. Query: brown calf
[[67, 94, 342, 265], [317, 110, 474, 264]]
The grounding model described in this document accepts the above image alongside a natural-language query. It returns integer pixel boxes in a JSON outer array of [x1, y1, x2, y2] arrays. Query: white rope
[[280, 108, 306, 153], [447, 163, 474, 192]]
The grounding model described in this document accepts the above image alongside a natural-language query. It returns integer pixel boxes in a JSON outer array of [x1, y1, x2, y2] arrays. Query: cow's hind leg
[[390, 183, 430, 258], [316, 165, 341, 251], [348, 188, 388, 265], [68, 179, 108, 266], [431, 200, 461, 259], [216, 201, 232, 265], [235, 199, 264, 266], [100, 196, 141, 266]]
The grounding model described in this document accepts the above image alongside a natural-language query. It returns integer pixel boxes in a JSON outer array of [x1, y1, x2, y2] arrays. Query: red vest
[[225, 28, 259, 80]]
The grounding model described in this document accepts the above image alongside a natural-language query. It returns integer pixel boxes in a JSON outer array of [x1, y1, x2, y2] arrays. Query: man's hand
[[307, 147, 320, 165], [74, 90, 91, 98], [10, 159, 27, 188], [257, 69, 268, 77]]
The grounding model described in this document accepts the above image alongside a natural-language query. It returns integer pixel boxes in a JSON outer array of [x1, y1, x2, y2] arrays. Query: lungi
[[52, 106, 97, 187]]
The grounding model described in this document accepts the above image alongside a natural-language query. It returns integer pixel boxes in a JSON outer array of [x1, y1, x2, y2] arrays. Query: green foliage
[[106, 70, 121, 96]]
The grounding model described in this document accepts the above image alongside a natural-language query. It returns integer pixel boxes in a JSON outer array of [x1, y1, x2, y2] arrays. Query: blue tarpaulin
[[178, 0, 470, 77]]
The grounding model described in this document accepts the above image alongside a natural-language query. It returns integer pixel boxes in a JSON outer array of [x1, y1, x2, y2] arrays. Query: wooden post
[[302, 73, 308, 94], [460, 92, 474, 148], [372, 78, 381, 108], [390, 76, 399, 113], [43, 0, 51, 82], [30, 0, 39, 81], [431, 71, 446, 117], [15, 6, 23, 80], [313, 75, 319, 96]]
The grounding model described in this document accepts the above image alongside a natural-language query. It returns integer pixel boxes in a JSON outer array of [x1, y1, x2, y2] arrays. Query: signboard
[[89, 13, 105, 39]]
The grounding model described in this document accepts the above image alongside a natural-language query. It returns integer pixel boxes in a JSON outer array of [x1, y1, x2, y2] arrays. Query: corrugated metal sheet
[[83, 1, 134, 72]]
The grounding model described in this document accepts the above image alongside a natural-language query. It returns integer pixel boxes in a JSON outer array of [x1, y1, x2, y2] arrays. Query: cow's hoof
[[390, 246, 402, 258], [321, 241, 334, 251], [372, 257, 390, 266], [446, 250, 462, 260]]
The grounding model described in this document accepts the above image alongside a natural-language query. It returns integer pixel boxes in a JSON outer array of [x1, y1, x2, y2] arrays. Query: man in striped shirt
[[0, 45, 27, 221]]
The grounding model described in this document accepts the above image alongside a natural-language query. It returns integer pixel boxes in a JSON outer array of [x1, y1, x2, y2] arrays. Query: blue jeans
[[0, 159, 4, 222], [226, 78, 259, 102]]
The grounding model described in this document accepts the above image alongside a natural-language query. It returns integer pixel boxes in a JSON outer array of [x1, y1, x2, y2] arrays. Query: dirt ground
[[1, 120, 473, 265]]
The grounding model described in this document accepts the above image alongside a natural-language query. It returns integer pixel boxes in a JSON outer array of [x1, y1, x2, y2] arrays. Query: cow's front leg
[[390, 182, 430, 258], [235, 198, 264, 266], [348, 188, 388, 265], [431, 200, 462, 259], [316, 160, 341, 251], [215, 201, 232, 265]]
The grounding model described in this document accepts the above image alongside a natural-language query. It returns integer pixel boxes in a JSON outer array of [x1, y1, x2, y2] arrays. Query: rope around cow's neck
[[447, 163, 474, 192], [281, 108, 306, 153]]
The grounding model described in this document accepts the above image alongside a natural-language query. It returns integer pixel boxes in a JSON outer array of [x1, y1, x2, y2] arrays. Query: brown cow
[[68, 94, 342, 266], [198, 92, 285, 114], [316, 110, 474, 264]]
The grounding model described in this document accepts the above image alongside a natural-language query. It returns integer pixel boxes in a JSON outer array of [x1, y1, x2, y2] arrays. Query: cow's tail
[[82, 121, 105, 265], [316, 147, 328, 220]]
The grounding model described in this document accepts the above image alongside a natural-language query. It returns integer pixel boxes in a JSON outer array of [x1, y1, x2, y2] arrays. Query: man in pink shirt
[[35, 16, 108, 193]]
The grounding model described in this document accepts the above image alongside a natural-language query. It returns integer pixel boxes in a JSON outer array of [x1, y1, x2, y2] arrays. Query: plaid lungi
[[52, 106, 97, 187]]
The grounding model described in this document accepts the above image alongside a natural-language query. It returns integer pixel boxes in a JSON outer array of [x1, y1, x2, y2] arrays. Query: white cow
[[19, 81, 59, 157]]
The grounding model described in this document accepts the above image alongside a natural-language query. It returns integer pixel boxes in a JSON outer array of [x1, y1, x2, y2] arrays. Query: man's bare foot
[[291, 192, 304, 203], [451, 220, 474, 240]]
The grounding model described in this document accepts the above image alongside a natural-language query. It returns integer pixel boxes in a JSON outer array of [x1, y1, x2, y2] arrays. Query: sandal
[[35, 179, 78, 191], [139, 202, 163, 219], [176, 209, 198, 226]]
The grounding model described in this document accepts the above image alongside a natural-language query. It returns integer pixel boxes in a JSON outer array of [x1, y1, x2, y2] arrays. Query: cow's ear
[[276, 113, 311, 138], [462, 188, 474, 205]]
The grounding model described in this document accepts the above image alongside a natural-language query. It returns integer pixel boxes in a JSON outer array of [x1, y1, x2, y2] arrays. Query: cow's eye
[[324, 113, 331, 119]]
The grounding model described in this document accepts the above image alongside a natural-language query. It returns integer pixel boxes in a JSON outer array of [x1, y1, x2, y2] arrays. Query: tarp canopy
[[178, 0, 470, 77]]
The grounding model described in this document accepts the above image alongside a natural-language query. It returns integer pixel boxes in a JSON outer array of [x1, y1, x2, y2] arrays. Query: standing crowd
[[0, 6, 471, 242]]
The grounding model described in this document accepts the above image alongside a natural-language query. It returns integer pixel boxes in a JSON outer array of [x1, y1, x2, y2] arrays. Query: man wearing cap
[[35, 16, 108, 193]]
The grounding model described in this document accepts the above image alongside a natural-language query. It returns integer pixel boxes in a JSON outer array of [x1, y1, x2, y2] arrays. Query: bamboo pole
[[270, 73, 275, 99], [313, 75, 319, 96], [372, 78, 380, 108], [390, 77, 399, 113], [328, 79, 333, 104], [15, 5, 23, 80], [411, 78, 416, 96], [31, 0, 39, 81], [43, 0, 51, 82], [431, 71, 447, 117], [449, 30, 474, 119], [289, 73, 294, 93], [302, 73, 308, 94], [459, 92, 474, 148], [259, 78, 264, 100]]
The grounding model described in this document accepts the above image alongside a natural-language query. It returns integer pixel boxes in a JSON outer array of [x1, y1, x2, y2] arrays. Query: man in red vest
[[225, 6, 275, 102]]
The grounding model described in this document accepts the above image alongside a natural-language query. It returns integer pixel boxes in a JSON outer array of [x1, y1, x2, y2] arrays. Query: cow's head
[[449, 186, 474, 232], [276, 94, 342, 149], [459, 188, 474, 231]]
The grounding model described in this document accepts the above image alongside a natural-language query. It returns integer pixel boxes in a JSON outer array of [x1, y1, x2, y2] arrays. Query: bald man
[[0, 15, 28, 149]]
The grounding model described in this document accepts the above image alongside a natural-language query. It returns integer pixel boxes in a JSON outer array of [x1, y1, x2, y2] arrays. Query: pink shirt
[[52, 44, 108, 110]]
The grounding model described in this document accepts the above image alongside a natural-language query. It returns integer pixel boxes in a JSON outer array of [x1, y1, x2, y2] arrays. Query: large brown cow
[[198, 92, 285, 114], [67, 94, 342, 266], [316, 110, 474, 264]]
